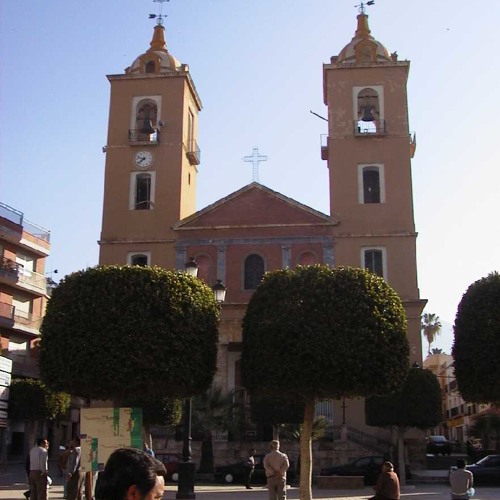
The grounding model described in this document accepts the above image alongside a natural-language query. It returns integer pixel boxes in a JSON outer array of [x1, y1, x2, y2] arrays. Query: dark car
[[449, 455, 500, 485], [215, 454, 295, 485], [426, 435, 453, 456], [320, 456, 384, 485], [155, 452, 181, 482]]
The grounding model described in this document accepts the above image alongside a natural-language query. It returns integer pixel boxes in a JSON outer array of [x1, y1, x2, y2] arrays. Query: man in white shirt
[[29, 438, 49, 500], [450, 458, 475, 499]]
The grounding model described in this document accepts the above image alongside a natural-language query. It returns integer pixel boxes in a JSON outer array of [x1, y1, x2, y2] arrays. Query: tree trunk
[[299, 397, 314, 500], [397, 427, 406, 487], [197, 432, 214, 474]]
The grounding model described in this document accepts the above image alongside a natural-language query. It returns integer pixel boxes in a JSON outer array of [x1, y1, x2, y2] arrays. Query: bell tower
[[99, 15, 202, 268], [323, 6, 425, 363]]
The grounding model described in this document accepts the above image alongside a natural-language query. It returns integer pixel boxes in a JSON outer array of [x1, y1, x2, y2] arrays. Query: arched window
[[130, 254, 149, 266], [298, 251, 318, 266], [135, 100, 158, 130], [244, 254, 265, 290], [357, 88, 380, 134], [145, 60, 156, 73], [135, 174, 152, 210]]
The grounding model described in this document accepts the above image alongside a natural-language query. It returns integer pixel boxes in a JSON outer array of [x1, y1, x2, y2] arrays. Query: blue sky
[[1, 0, 498, 354]]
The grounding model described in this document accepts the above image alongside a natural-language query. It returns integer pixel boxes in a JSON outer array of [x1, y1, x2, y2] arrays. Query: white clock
[[134, 151, 153, 168]]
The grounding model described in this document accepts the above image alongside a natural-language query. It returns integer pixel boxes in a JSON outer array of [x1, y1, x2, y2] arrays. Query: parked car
[[449, 455, 500, 485], [215, 454, 295, 484], [426, 435, 453, 456], [320, 456, 384, 485], [155, 452, 181, 482]]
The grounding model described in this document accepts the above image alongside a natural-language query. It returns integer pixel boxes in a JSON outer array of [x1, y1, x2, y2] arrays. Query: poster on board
[[80, 407, 142, 472]]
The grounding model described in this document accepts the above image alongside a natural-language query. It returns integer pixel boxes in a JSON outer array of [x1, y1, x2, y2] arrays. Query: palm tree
[[421, 313, 442, 355], [192, 385, 244, 474]]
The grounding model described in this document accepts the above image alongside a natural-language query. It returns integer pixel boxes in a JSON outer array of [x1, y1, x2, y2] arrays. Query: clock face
[[134, 151, 153, 168]]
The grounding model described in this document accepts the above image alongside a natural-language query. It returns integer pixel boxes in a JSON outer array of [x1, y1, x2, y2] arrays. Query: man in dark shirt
[[370, 461, 400, 500]]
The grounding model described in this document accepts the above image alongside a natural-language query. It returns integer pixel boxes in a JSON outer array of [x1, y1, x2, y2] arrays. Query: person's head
[[270, 440, 280, 451], [95, 448, 166, 500], [382, 461, 394, 472], [37, 438, 49, 449], [72, 437, 81, 447], [456, 458, 467, 469], [249, 448, 256, 456]]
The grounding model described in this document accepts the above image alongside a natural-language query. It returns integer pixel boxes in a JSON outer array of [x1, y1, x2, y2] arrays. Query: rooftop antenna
[[243, 147, 268, 183], [355, 0, 375, 14], [149, 0, 169, 26]]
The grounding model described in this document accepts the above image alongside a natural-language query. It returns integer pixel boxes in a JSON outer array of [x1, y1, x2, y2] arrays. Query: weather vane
[[355, 1, 375, 14], [149, 0, 169, 26]]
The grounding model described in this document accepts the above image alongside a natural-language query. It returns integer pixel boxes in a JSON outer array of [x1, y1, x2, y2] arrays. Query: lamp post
[[177, 259, 226, 499]]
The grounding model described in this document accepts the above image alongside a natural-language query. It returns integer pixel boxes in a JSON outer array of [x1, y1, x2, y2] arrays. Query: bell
[[140, 119, 155, 134], [361, 105, 375, 122]]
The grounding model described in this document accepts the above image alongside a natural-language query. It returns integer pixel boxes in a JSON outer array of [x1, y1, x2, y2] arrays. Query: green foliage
[[468, 411, 500, 450], [125, 396, 182, 427], [40, 266, 220, 401], [242, 265, 409, 400], [280, 415, 331, 441], [9, 378, 71, 422], [452, 272, 500, 403], [365, 367, 442, 429], [250, 394, 305, 425]]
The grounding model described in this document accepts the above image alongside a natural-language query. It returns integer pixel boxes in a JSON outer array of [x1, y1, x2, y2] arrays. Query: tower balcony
[[129, 128, 160, 145], [320, 134, 328, 160], [186, 139, 201, 166], [354, 119, 386, 136]]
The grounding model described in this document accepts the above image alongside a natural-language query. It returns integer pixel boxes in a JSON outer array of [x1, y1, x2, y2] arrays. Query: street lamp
[[177, 259, 226, 499]]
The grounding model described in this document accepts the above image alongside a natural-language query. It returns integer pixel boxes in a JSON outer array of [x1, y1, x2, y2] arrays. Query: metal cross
[[243, 147, 268, 183], [355, 1, 374, 15]]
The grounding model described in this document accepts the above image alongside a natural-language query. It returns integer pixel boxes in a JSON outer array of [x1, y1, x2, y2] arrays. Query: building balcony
[[0, 301, 15, 326], [320, 134, 328, 161], [13, 309, 42, 336], [129, 128, 160, 145], [354, 119, 386, 136], [186, 139, 201, 166], [0, 257, 48, 296]]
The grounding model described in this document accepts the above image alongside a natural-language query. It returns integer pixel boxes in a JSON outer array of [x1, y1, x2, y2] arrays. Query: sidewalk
[[1, 463, 499, 500]]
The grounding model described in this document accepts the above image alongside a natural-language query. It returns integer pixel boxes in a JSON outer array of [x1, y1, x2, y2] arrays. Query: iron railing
[[0, 202, 50, 241], [129, 128, 160, 144], [186, 139, 201, 165]]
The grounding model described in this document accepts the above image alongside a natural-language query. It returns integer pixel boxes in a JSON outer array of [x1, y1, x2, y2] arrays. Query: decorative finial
[[355, 0, 375, 15], [149, 0, 169, 26], [243, 147, 268, 183]]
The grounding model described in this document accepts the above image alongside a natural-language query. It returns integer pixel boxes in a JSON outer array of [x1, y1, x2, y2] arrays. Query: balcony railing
[[13, 309, 42, 331], [0, 257, 47, 292], [186, 139, 201, 165], [354, 119, 386, 136], [129, 128, 160, 145], [0, 202, 50, 241]]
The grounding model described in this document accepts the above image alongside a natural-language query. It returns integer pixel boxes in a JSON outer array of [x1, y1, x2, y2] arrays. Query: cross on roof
[[243, 147, 268, 183]]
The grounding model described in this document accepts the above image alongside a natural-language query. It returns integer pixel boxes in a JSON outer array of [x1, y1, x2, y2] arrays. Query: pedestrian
[[66, 438, 85, 500], [29, 438, 49, 500], [243, 448, 256, 489], [59, 442, 73, 498], [94, 448, 166, 500], [369, 461, 400, 500], [23, 450, 31, 500], [449, 458, 475, 499], [263, 440, 289, 500]]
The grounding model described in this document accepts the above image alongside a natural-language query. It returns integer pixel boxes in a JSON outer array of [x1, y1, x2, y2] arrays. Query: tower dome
[[335, 12, 391, 65], [126, 24, 181, 75]]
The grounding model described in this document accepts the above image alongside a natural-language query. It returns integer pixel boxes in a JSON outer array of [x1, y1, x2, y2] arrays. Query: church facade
[[99, 9, 425, 436]]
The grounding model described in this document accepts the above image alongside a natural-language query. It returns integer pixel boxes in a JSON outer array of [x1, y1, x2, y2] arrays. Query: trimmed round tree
[[241, 265, 410, 500], [452, 271, 500, 403], [366, 367, 442, 485], [40, 265, 220, 405]]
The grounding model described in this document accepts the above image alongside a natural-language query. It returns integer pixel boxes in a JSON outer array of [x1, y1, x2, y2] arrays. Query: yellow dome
[[126, 24, 181, 75], [336, 13, 391, 65]]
